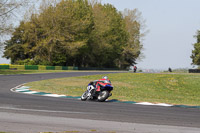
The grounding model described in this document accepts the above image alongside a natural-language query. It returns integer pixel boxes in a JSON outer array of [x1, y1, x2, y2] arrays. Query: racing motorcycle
[[81, 80, 113, 102]]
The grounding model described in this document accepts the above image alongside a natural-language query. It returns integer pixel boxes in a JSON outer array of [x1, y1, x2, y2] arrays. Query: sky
[[101, 0, 200, 70], [1, 0, 200, 70]]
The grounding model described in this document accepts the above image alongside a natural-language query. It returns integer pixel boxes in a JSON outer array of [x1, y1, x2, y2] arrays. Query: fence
[[188, 69, 200, 73]]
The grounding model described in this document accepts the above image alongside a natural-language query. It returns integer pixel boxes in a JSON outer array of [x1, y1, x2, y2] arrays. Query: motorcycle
[[81, 80, 113, 102]]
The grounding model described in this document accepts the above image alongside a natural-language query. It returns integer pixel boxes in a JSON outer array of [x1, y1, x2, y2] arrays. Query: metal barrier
[[0, 65, 76, 70], [46, 66, 55, 70], [10, 65, 24, 70], [78, 67, 120, 70], [25, 65, 38, 70], [62, 66, 68, 70], [0, 64, 120, 71], [0, 65, 9, 69], [189, 69, 200, 73]]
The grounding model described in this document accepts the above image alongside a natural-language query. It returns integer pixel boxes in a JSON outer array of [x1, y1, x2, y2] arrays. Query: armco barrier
[[62, 66, 68, 70], [25, 65, 38, 70], [73, 67, 78, 70], [38, 66, 46, 70], [189, 69, 200, 73], [67, 66, 74, 70], [55, 66, 62, 70], [1, 64, 119, 71], [46, 66, 55, 70], [0, 65, 9, 69], [78, 67, 120, 70], [10, 65, 25, 70], [1, 64, 124, 71], [0, 64, 79, 70]]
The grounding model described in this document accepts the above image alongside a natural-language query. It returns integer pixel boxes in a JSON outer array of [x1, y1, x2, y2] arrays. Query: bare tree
[[0, 0, 35, 50]]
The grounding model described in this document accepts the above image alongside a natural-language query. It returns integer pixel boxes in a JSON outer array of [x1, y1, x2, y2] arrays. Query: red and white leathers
[[95, 78, 111, 92]]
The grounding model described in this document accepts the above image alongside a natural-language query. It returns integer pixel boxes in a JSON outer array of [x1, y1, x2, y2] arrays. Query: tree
[[120, 9, 145, 69], [4, 0, 145, 68], [4, 0, 94, 65], [35, 0, 94, 66], [191, 30, 200, 65], [3, 21, 26, 63], [77, 3, 128, 68]]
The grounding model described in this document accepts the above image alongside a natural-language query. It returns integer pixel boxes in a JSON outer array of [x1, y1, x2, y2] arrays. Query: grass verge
[[26, 73, 200, 106]]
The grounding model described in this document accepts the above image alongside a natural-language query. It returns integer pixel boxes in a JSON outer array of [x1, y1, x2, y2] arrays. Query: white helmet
[[102, 76, 108, 79]]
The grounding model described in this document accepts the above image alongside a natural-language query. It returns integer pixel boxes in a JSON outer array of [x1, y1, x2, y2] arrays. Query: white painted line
[[15, 89, 29, 92], [23, 91, 38, 94], [0, 106, 96, 114], [155, 103, 173, 107], [135, 102, 155, 105], [19, 86, 29, 89], [43, 94, 66, 97], [135, 102, 173, 107], [10, 83, 26, 93]]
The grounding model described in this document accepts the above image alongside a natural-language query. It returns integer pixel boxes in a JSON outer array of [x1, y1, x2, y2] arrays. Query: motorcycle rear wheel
[[81, 91, 88, 101], [97, 90, 109, 102]]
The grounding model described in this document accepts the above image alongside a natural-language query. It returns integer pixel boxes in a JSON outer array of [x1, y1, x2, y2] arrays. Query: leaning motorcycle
[[81, 80, 113, 102]]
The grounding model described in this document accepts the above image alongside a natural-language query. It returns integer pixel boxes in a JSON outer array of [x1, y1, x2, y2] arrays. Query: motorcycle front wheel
[[81, 91, 88, 101], [97, 90, 109, 102]]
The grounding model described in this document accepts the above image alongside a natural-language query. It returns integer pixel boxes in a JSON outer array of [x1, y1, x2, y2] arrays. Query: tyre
[[97, 90, 109, 102], [81, 91, 88, 101]]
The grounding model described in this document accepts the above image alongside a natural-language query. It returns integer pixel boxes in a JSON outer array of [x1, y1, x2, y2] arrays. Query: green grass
[[0, 70, 76, 75], [26, 73, 200, 106]]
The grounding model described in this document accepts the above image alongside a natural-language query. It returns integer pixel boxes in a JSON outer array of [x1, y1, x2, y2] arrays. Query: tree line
[[3, 0, 144, 69]]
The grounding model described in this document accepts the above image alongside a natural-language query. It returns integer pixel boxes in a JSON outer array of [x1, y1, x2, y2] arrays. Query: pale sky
[[102, 0, 200, 69], [1, 0, 200, 70]]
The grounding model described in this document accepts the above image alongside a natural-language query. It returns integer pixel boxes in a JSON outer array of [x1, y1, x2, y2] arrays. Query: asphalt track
[[0, 72, 200, 133]]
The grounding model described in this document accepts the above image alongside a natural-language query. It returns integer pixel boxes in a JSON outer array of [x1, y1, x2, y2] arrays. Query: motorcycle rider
[[95, 76, 111, 92], [88, 76, 111, 97]]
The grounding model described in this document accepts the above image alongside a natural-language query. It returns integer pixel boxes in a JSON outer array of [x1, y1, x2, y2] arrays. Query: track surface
[[0, 72, 200, 133]]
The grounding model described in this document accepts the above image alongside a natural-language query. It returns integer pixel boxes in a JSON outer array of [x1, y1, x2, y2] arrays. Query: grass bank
[[26, 73, 200, 106]]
